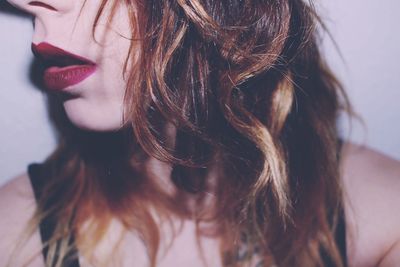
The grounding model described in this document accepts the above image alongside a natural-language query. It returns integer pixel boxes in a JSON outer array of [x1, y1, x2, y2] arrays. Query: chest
[[79, 220, 225, 267]]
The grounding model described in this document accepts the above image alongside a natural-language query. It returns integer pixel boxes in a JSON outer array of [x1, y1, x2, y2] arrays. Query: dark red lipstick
[[31, 42, 97, 91]]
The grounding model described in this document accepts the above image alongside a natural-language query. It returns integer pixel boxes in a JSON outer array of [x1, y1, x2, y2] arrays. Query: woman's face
[[7, 0, 133, 131]]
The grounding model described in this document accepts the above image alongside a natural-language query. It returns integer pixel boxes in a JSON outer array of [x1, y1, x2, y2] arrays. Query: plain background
[[0, 1, 399, 185]]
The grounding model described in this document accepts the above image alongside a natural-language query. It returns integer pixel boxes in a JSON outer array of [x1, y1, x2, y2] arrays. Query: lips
[[31, 42, 97, 91]]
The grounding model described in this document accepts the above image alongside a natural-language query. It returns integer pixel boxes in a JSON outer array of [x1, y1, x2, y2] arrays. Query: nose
[[6, 0, 73, 15], [6, 0, 80, 42]]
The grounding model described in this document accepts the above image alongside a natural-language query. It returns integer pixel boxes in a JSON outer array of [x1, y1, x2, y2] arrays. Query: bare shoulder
[[0, 174, 44, 266], [340, 142, 400, 267]]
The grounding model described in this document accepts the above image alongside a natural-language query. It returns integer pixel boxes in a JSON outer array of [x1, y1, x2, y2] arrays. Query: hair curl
[[23, 0, 349, 266]]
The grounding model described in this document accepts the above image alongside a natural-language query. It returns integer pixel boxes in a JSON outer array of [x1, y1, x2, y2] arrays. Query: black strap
[[335, 208, 347, 266], [336, 139, 347, 265], [320, 139, 348, 266], [334, 138, 348, 266], [28, 164, 81, 267]]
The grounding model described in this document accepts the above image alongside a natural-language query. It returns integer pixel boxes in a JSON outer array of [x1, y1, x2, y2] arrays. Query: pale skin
[[1, 0, 400, 266]]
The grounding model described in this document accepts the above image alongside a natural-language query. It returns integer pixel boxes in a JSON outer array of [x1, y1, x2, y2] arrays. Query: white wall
[[0, 1, 399, 185], [0, 11, 56, 184], [320, 0, 400, 161]]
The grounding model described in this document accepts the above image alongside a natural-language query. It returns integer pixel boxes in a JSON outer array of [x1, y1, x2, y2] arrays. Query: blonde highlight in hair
[[23, 0, 349, 266]]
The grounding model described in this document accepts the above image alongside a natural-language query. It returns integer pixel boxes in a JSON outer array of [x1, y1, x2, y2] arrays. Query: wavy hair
[[21, 0, 349, 266]]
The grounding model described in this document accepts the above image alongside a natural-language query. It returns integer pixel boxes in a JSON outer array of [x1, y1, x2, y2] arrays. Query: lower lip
[[43, 65, 96, 91]]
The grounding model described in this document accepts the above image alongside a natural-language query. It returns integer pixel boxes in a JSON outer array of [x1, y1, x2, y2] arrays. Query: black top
[[28, 163, 347, 267], [28, 164, 80, 267]]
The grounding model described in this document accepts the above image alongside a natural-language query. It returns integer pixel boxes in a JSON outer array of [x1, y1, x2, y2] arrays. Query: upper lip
[[31, 42, 95, 68]]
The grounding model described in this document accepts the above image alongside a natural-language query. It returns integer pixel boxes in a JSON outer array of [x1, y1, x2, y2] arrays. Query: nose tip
[[6, 0, 73, 15], [28, 1, 57, 11]]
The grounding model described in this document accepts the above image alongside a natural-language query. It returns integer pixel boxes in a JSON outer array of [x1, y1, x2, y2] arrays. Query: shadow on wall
[[0, 0, 73, 140], [0, 0, 49, 96], [0, 1, 29, 16], [0, 2, 49, 93]]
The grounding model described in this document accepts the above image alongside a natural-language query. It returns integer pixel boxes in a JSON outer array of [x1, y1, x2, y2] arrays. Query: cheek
[[93, 0, 133, 48], [61, 1, 133, 132]]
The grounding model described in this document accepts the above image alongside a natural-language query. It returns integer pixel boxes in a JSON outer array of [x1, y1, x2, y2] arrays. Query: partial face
[[7, 0, 133, 131]]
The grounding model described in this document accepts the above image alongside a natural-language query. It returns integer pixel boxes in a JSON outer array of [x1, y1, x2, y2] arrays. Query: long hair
[[24, 0, 349, 266]]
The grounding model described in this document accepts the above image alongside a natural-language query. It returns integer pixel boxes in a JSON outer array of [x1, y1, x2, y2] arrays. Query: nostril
[[28, 1, 57, 11]]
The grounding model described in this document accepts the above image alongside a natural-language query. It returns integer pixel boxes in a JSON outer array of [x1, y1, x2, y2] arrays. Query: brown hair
[[25, 0, 349, 266]]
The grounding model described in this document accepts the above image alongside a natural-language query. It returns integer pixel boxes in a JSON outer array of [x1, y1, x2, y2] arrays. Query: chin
[[63, 98, 124, 132]]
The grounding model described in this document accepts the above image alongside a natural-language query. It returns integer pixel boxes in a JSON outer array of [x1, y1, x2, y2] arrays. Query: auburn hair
[[21, 0, 349, 266]]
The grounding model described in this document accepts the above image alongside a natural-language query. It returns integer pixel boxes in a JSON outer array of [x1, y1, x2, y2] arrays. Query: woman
[[0, 0, 399, 266]]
